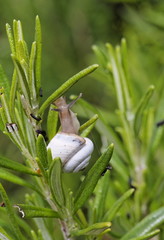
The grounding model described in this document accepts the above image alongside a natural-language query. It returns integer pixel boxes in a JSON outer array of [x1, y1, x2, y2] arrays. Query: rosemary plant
[[0, 17, 114, 240], [0, 17, 164, 240]]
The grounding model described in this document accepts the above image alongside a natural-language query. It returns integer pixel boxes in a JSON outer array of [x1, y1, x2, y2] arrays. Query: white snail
[[47, 94, 94, 173]]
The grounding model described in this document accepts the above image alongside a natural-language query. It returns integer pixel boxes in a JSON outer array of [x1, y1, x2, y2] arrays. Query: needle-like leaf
[[0, 184, 24, 240], [0, 156, 41, 176], [0, 65, 10, 97], [74, 144, 114, 213], [129, 229, 160, 240], [0, 226, 13, 240], [38, 64, 99, 115], [48, 158, 65, 207], [104, 188, 135, 221], [121, 206, 164, 240], [36, 134, 48, 170], [35, 16, 42, 93], [15, 204, 61, 219], [0, 169, 42, 196], [47, 105, 58, 140], [134, 85, 155, 135], [72, 222, 111, 236]]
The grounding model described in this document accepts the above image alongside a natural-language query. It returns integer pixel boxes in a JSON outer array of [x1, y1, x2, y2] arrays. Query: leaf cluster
[[0, 15, 163, 240], [0, 17, 115, 240]]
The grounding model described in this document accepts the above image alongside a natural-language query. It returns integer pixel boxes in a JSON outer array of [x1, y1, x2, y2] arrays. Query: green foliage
[[72, 222, 111, 237], [48, 158, 65, 208], [121, 207, 164, 239], [36, 134, 48, 171], [105, 188, 135, 222], [73, 35, 164, 240], [0, 169, 42, 195], [38, 64, 99, 115], [15, 204, 60, 219], [0, 4, 163, 240], [0, 184, 24, 240], [0, 156, 40, 176], [74, 144, 114, 213], [0, 17, 115, 240], [47, 106, 58, 140]]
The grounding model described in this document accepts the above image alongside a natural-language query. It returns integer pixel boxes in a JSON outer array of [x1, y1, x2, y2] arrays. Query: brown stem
[[59, 220, 74, 240]]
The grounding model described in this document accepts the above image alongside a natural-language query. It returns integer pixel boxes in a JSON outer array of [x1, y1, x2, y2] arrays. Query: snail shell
[[47, 95, 94, 172], [47, 132, 94, 172]]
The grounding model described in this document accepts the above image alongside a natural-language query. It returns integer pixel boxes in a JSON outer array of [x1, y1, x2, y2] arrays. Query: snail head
[[52, 93, 82, 134]]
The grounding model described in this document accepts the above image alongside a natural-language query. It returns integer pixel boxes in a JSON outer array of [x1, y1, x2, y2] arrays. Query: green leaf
[[0, 169, 42, 196], [35, 16, 42, 93], [104, 188, 135, 221], [0, 156, 40, 176], [150, 125, 164, 161], [75, 209, 88, 228], [0, 226, 13, 240], [0, 88, 12, 123], [47, 105, 58, 140], [92, 45, 108, 69], [14, 102, 36, 155], [0, 107, 5, 131], [0, 184, 24, 240], [92, 171, 110, 222], [111, 153, 129, 183], [47, 148, 53, 165], [6, 23, 15, 55], [134, 85, 155, 135], [0, 98, 23, 150], [13, 20, 24, 57], [70, 96, 99, 137], [31, 231, 38, 240], [115, 44, 132, 112], [15, 214, 32, 238], [37, 230, 44, 240], [79, 114, 98, 137], [24, 196, 52, 240], [38, 64, 99, 115], [36, 134, 48, 170], [9, 70, 17, 120], [129, 229, 160, 240], [106, 43, 125, 112], [35, 157, 48, 180], [140, 108, 154, 148], [0, 234, 12, 240], [15, 204, 60, 219], [17, 40, 29, 63], [0, 65, 10, 97], [74, 144, 114, 213], [121, 206, 164, 240], [29, 41, 37, 103], [80, 122, 96, 138], [32, 219, 51, 240], [0, 92, 33, 154], [120, 38, 129, 86], [116, 111, 134, 163], [72, 97, 127, 161], [48, 158, 65, 207], [72, 222, 111, 236], [11, 55, 30, 104]]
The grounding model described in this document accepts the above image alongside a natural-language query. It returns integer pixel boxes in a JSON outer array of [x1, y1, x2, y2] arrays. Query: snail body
[[47, 95, 94, 172]]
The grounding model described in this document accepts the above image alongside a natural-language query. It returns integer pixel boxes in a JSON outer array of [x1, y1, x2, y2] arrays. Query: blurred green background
[[0, 0, 164, 199]]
